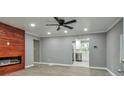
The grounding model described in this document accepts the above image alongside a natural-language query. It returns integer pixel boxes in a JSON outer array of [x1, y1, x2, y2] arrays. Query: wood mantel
[[0, 22, 25, 75]]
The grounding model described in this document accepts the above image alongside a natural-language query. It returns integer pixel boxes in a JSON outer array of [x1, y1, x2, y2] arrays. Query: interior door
[[33, 40, 40, 62]]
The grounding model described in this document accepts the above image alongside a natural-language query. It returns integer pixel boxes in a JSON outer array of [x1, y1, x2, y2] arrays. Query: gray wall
[[40, 33, 106, 67], [106, 20, 123, 75], [40, 36, 72, 64], [123, 18, 124, 33], [25, 33, 39, 67]]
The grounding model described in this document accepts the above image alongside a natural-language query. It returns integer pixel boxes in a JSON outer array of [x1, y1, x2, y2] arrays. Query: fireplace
[[0, 22, 25, 75], [0, 56, 21, 67]]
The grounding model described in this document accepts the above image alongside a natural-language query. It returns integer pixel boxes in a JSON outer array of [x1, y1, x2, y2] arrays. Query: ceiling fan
[[46, 17, 77, 31]]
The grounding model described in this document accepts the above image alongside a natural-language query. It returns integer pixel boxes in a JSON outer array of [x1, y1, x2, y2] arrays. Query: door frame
[[33, 39, 40, 62], [72, 38, 90, 67]]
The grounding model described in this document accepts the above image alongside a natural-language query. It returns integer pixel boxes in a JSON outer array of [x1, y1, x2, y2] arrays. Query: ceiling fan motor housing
[[59, 19, 65, 25]]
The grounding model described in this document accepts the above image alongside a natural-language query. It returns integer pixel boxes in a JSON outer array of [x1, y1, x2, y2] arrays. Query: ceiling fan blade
[[54, 17, 60, 23], [46, 24, 58, 26], [57, 26, 60, 31], [64, 20, 76, 24], [63, 25, 73, 29]]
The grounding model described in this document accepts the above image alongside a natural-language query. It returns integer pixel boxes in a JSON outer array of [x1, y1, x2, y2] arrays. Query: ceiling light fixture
[[84, 28, 88, 31], [30, 23, 36, 27], [48, 32, 51, 35], [64, 30, 68, 33]]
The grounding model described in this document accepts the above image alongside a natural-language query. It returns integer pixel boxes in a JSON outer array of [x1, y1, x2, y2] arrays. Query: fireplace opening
[[0, 56, 21, 67]]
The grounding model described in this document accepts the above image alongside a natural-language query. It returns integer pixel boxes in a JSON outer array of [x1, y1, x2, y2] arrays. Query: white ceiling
[[0, 17, 121, 37]]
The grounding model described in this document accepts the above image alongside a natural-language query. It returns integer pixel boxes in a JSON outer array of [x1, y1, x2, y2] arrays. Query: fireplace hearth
[[0, 56, 21, 67]]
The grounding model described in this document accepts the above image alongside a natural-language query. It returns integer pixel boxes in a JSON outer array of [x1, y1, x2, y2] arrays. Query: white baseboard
[[90, 66, 117, 76], [25, 64, 34, 68], [106, 68, 117, 76], [34, 62, 117, 76], [90, 66, 107, 70], [34, 62, 71, 67], [34, 62, 105, 69]]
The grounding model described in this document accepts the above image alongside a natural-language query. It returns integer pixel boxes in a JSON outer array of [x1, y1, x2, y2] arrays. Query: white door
[[72, 39, 89, 67]]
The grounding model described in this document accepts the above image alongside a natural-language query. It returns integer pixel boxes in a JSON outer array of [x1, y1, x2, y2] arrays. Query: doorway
[[33, 40, 40, 62], [72, 39, 90, 67]]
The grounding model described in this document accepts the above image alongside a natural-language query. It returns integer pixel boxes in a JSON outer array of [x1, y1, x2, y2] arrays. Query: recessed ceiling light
[[64, 30, 68, 33], [30, 23, 36, 27], [48, 32, 51, 35], [84, 28, 88, 31]]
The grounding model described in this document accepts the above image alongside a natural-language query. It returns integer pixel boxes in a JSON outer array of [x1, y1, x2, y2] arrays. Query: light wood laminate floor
[[6, 64, 111, 76]]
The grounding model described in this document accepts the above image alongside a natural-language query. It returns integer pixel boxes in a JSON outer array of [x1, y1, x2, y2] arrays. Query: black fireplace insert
[[0, 56, 21, 67]]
